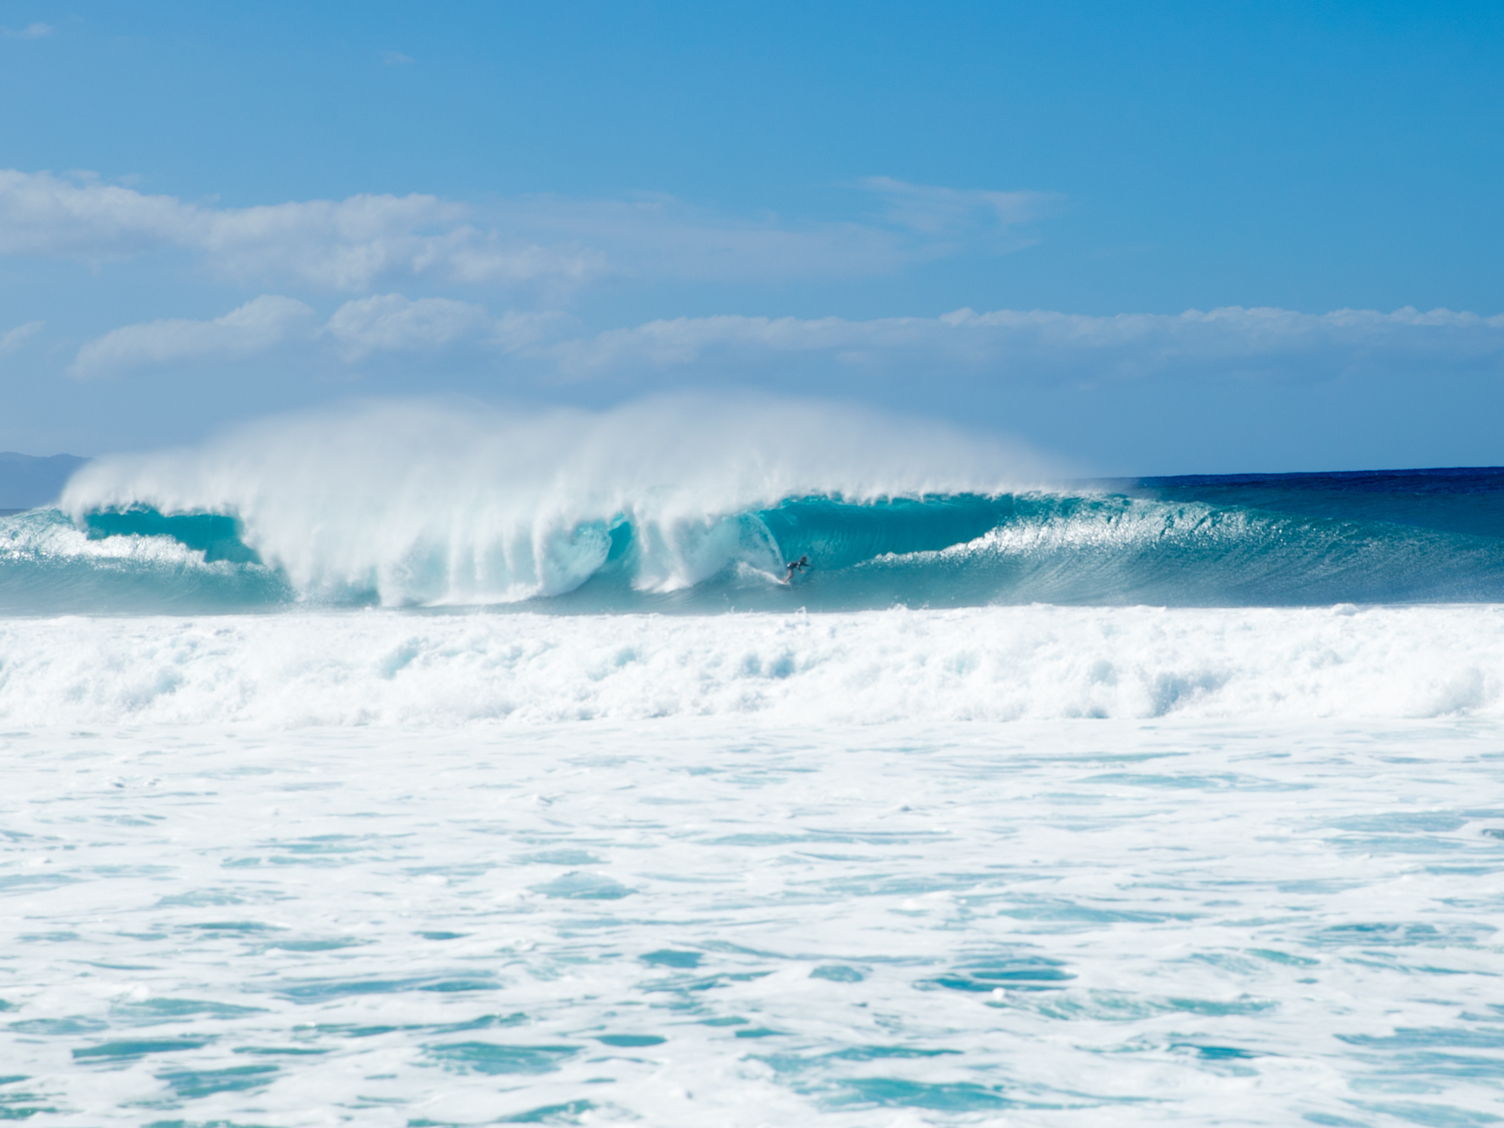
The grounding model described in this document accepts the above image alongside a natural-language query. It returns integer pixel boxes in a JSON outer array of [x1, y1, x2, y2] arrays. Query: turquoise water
[[10, 467, 1504, 614]]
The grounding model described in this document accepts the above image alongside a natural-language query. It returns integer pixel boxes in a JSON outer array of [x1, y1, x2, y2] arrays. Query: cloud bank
[[859, 177, 1061, 237], [0, 22, 51, 39], [70, 296, 317, 379], [69, 294, 567, 376], [0, 170, 1053, 293], [0, 171, 598, 291], [0, 321, 43, 355], [553, 305, 1504, 381], [69, 299, 1504, 385], [323, 295, 564, 361]]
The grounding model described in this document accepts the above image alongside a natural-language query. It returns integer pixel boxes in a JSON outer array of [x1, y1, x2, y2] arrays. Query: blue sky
[[0, 0, 1501, 474]]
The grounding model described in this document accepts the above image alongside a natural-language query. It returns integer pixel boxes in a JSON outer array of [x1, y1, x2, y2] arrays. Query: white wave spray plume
[[61, 394, 1053, 605]]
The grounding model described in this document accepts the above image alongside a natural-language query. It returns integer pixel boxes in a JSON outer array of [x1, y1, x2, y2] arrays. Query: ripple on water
[[830, 1077, 1017, 1112], [917, 956, 1074, 994], [529, 872, 635, 899], [1026, 989, 1276, 1021], [273, 973, 501, 1001], [71, 1037, 215, 1061], [809, 964, 866, 982], [157, 1063, 280, 1100], [1310, 921, 1495, 948], [111, 997, 268, 1025], [595, 1033, 667, 1047], [638, 948, 703, 968], [494, 1098, 599, 1124], [1343, 1099, 1504, 1127], [9, 1016, 109, 1035], [0, 1088, 57, 1123], [424, 1041, 581, 1075]]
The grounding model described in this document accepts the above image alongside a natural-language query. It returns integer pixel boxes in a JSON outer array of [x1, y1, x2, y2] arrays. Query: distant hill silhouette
[[0, 452, 88, 509]]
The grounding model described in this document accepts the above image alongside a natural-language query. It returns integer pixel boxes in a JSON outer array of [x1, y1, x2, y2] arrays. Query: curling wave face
[[4, 399, 1504, 614]]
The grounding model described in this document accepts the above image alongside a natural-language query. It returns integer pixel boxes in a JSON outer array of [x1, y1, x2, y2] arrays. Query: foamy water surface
[[4, 608, 1504, 1126]]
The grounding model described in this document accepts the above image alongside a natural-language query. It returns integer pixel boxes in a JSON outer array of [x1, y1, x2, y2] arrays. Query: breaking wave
[[4, 397, 1504, 614]]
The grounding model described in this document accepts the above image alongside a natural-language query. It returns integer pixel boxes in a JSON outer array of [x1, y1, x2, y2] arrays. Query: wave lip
[[0, 507, 288, 614]]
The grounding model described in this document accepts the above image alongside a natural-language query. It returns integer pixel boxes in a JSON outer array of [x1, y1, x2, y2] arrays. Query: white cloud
[[70, 296, 316, 379], [71, 299, 1504, 386], [325, 295, 493, 359], [554, 305, 1504, 380], [858, 176, 1060, 235], [0, 170, 187, 258], [0, 320, 43, 354], [193, 196, 597, 291], [0, 171, 602, 291], [484, 195, 914, 282], [0, 170, 1056, 292], [70, 294, 568, 375], [380, 50, 414, 66], [0, 22, 52, 39], [484, 181, 1059, 282], [323, 294, 565, 361]]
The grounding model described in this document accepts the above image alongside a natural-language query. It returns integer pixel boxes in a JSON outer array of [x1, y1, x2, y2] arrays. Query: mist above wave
[[61, 395, 1046, 605]]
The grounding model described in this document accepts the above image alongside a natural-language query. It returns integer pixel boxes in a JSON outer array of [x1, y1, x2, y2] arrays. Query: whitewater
[[3, 399, 1503, 1127]]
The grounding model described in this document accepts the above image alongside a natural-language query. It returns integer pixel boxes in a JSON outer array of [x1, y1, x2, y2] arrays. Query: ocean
[[3, 401, 1503, 1127]]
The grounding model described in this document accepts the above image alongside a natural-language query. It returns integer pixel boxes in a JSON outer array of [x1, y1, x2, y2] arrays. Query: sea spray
[[54, 395, 1047, 607]]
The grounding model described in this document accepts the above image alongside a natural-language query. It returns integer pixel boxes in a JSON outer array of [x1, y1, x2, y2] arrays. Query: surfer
[[784, 555, 809, 583]]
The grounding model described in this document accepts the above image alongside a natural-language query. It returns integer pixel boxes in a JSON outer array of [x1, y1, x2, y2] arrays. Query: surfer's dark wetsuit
[[784, 555, 810, 582]]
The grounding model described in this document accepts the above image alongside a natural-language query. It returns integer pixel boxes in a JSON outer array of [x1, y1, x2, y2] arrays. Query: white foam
[[4, 719, 1502, 1125], [0, 508, 213, 568], [2, 603, 1502, 727]]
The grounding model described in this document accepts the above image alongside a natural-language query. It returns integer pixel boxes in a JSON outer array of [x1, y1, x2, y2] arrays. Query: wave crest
[[55, 396, 1043, 607]]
